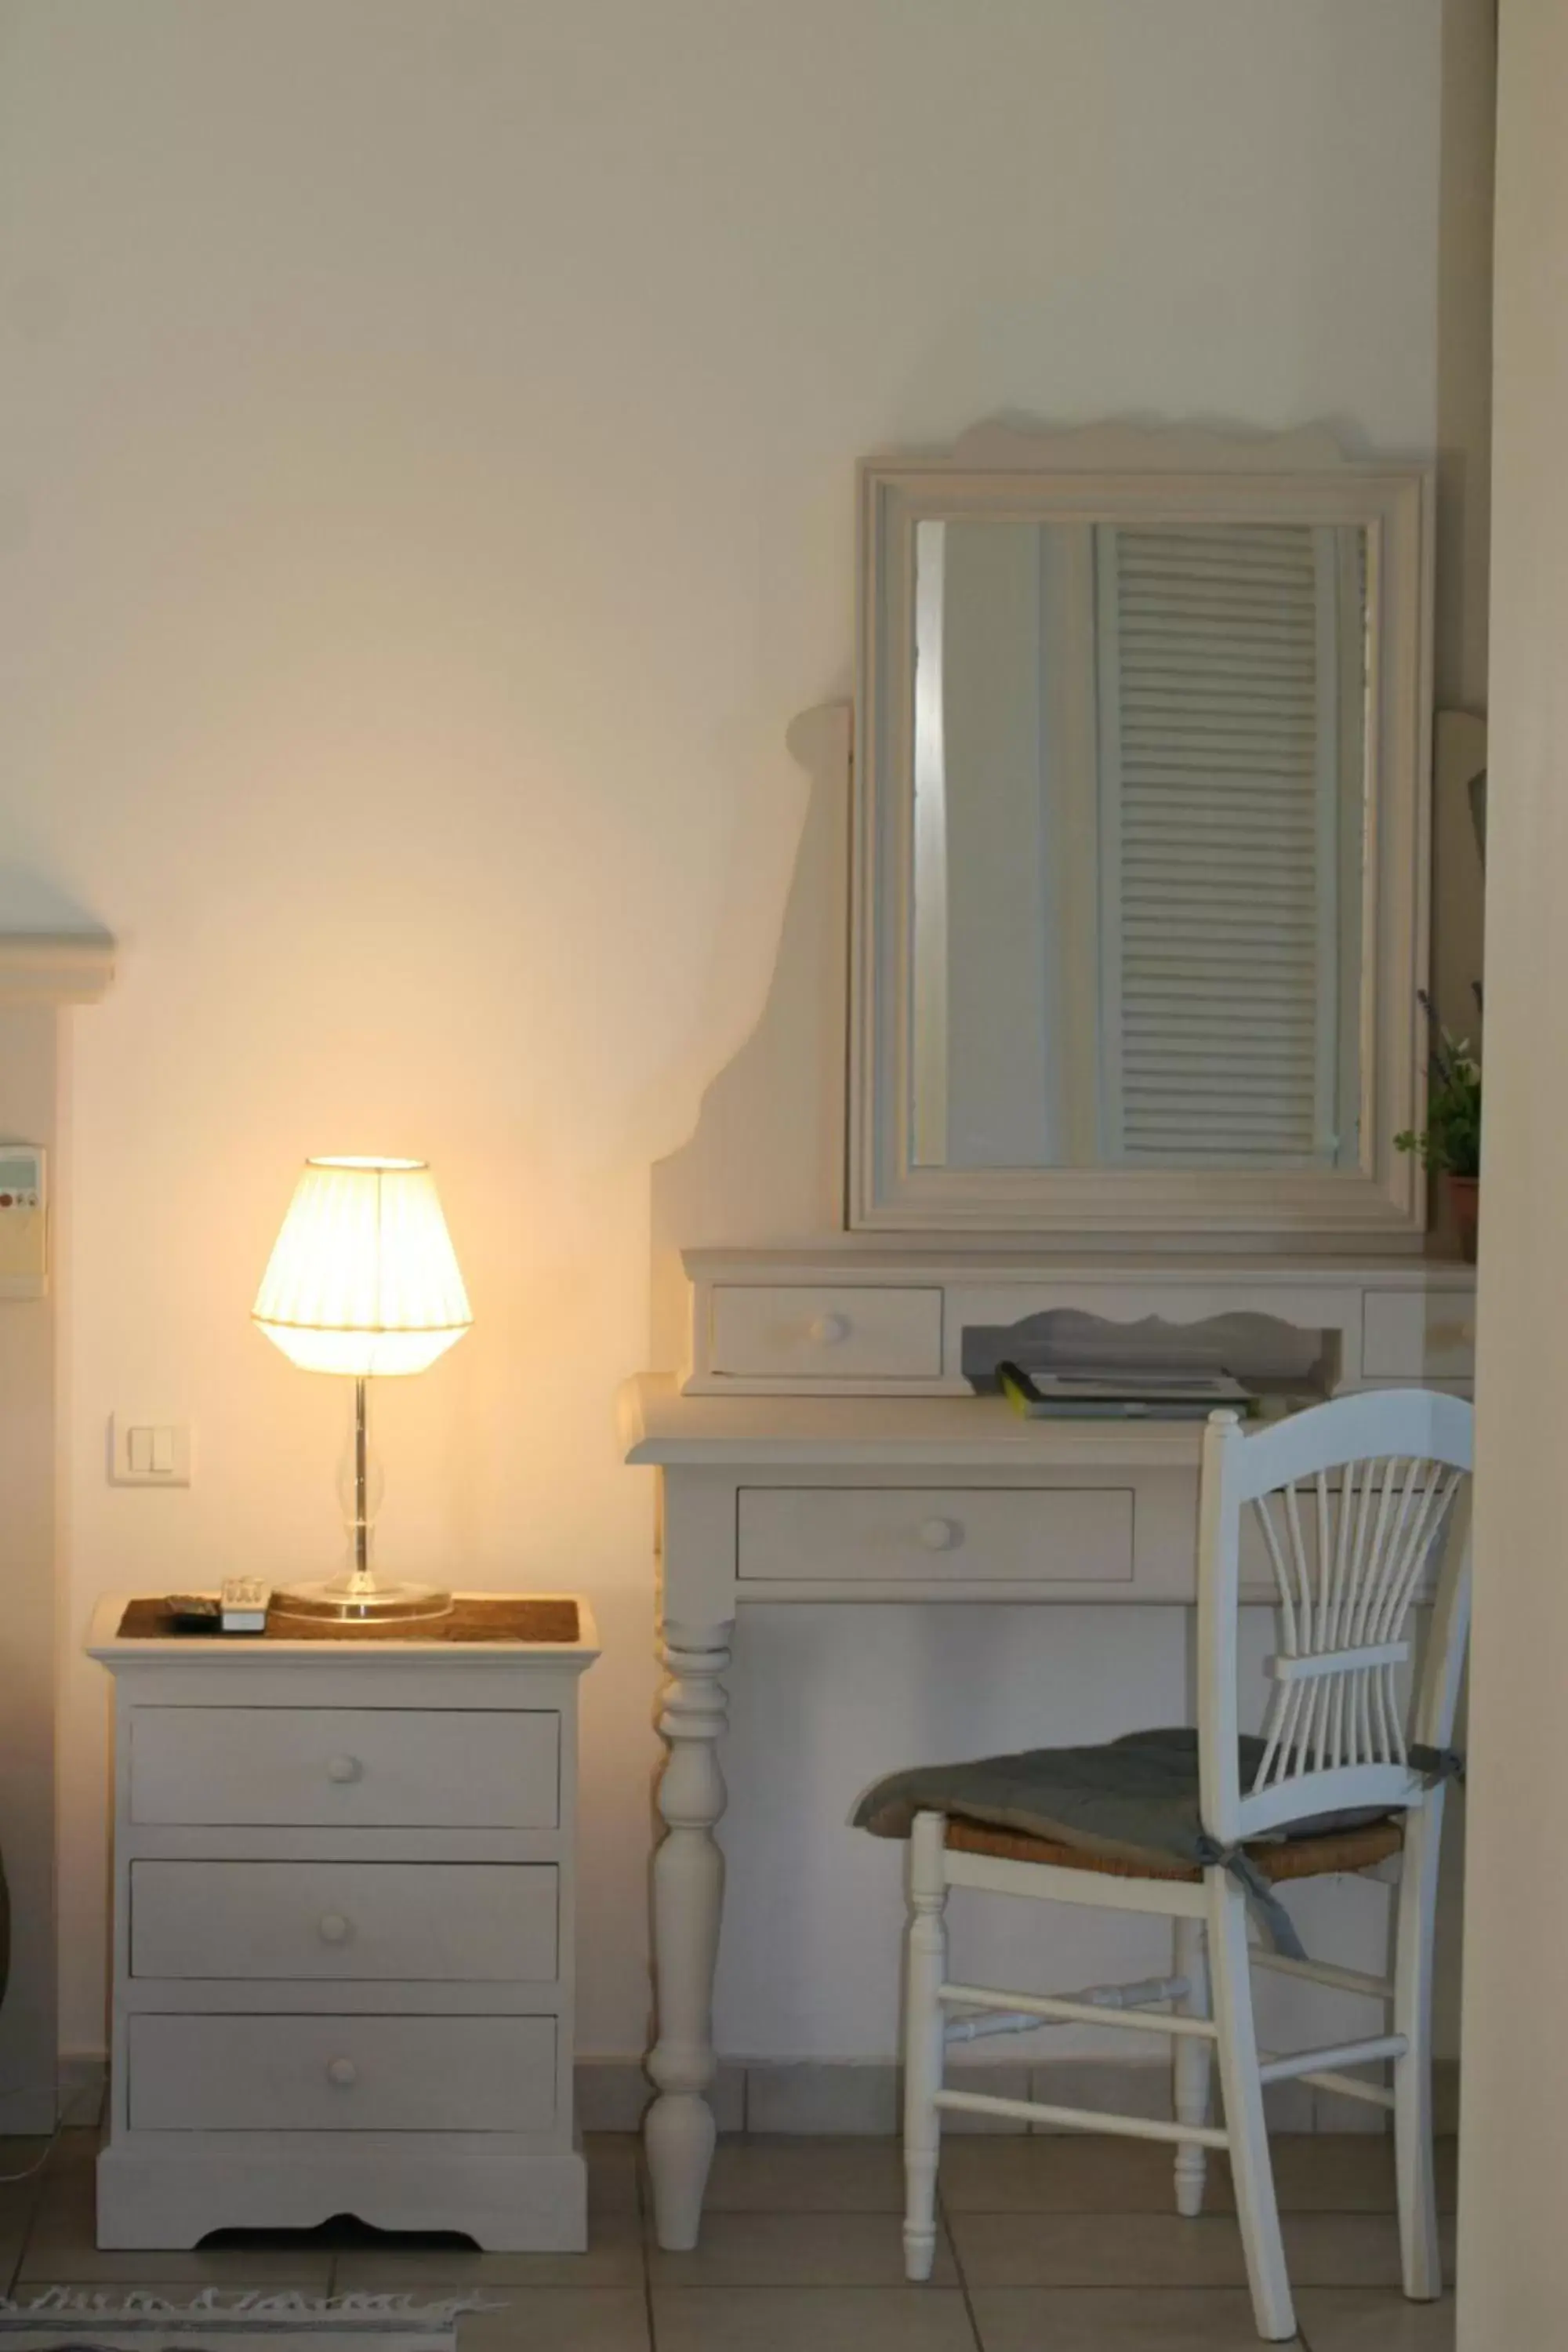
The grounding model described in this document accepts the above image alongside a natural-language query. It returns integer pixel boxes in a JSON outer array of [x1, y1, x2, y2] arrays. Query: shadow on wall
[[647, 702, 850, 1371], [0, 865, 114, 943]]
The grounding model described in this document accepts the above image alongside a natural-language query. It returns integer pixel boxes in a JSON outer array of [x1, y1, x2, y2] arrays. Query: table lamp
[[252, 1155, 472, 1622]]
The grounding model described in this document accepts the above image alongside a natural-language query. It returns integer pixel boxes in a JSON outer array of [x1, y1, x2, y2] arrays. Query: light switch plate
[[109, 1415, 193, 1487]]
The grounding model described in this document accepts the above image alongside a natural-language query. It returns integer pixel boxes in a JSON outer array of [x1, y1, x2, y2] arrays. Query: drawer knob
[[325, 1755, 362, 1784], [808, 1312, 851, 1347], [916, 1515, 963, 1553], [318, 1912, 352, 1945], [326, 2057, 358, 2089]]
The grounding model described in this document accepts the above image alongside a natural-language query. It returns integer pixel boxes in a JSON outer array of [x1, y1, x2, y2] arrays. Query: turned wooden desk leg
[[647, 1616, 733, 2251]]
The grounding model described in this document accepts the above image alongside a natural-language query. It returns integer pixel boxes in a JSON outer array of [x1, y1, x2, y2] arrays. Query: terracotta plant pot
[[1447, 1173, 1479, 1265]]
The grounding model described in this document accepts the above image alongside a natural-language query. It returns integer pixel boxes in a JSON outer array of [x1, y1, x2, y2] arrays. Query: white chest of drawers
[[87, 1595, 598, 2252]]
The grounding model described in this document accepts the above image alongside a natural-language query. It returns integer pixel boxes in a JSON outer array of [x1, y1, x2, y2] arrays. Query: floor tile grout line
[[935, 2181, 985, 2351], [2, 2168, 44, 2303], [633, 2130, 659, 2352], [7, 2147, 53, 2298]]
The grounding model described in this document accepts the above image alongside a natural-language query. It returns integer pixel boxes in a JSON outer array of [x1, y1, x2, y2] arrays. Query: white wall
[[0, 1, 1447, 2071]]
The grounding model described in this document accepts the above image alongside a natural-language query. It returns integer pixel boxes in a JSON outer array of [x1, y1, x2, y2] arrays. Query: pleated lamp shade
[[252, 1156, 473, 1377]]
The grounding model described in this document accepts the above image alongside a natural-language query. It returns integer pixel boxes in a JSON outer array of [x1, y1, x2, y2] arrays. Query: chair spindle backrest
[[1196, 1390, 1474, 1846]]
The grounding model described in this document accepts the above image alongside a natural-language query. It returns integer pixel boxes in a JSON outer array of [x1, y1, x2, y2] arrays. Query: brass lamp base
[[272, 1578, 453, 1625]]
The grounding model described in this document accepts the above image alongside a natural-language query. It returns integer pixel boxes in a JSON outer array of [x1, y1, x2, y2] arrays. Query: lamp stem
[[350, 1374, 372, 1592]]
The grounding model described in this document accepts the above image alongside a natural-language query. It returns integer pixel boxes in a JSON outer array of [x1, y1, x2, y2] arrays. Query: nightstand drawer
[[129, 1707, 559, 1829], [738, 1485, 1135, 1584], [127, 2013, 557, 2133], [710, 1286, 942, 1380], [130, 1860, 558, 1982]]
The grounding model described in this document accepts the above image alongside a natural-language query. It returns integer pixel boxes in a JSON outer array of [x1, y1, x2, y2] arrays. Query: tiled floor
[[0, 2129, 1457, 2350]]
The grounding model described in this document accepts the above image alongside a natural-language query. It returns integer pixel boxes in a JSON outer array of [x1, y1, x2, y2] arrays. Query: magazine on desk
[[995, 1361, 1256, 1422]]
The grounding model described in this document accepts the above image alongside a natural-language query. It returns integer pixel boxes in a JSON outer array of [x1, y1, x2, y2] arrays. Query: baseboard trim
[[58, 2050, 107, 2126], [57, 2048, 1458, 2139], [575, 2053, 1461, 2136]]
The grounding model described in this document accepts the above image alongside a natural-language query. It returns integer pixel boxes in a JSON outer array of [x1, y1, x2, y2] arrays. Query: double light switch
[[110, 1415, 193, 1486]]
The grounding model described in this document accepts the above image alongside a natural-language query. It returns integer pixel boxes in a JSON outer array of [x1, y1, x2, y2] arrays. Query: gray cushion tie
[[1410, 1744, 1465, 1786], [1192, 1837, 1308, 1961]]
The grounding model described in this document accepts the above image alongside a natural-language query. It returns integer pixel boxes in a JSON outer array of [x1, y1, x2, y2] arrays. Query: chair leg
[[1392, 1802, 1445, 2299], [1172, 1911, 1212, 2218], [902, 1810, 948, 2282], [1207, 1875, 1294, 2343]]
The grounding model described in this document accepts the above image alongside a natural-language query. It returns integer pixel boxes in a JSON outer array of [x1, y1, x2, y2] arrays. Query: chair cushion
[[851, 1726, 1396, 1878]]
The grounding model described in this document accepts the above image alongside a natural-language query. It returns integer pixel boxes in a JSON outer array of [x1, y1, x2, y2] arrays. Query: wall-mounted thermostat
[[0, 1145, 46, 1297]]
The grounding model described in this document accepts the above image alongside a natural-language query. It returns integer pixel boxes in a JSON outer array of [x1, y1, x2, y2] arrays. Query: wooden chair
[[895, 1388, 1472, 2343]]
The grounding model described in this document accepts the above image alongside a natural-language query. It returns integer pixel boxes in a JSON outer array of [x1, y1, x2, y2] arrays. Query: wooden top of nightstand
[[87, 1591, 600, 1664]]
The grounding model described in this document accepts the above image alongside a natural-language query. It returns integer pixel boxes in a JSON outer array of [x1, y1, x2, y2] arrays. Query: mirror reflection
[[910, 519, 1369, 1171]]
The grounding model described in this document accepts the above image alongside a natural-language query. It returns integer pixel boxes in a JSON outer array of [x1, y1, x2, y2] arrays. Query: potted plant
[[1396, 988, 1483, 1262]]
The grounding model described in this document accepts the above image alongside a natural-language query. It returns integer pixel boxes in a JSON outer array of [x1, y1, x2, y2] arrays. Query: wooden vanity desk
[[626, 428, 1481, 2250]]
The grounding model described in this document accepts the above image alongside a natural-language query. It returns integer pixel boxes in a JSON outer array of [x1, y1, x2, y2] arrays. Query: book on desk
[[996, 1360, 1256, 1422]]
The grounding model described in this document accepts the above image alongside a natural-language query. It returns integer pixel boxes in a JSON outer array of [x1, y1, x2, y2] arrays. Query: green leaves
[[1395, 988, 1482, 1178]]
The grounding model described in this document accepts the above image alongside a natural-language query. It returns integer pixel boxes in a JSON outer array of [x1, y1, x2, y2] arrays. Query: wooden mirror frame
[[849, 424, 1433, 1245]]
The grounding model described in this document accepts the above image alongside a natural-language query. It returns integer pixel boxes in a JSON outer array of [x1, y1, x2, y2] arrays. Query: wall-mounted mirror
[[851, 427, 1432, 1241]]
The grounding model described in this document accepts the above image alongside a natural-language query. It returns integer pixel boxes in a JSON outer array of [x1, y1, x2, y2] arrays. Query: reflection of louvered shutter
[[1095, 524, 1338, 1166]]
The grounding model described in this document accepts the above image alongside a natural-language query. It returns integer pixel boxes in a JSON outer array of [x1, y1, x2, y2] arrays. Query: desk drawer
[[710, 1287, 942, 1381], [127, 2013, 555, 2133], [130, 1861, 558, 1982], [1362, 1290, 1475, 1381], [738, 1486, 1134, 1584], [129, 1708, 559, 1830]]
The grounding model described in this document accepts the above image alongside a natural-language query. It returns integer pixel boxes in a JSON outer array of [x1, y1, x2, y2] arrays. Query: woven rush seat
[[944, 1811, 1405, 1883]]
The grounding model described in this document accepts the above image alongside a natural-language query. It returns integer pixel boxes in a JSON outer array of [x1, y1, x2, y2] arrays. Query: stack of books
[[995, 1362, 1254, 1421]]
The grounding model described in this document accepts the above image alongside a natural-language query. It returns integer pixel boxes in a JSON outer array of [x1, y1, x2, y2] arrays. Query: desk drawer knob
[[808, 1312, 851, 1347], [916, 1515, 963, 1553], [318, 1912, 351, 1945], [326, 2057, 358, 2089], [325, 1755, 362, 1784]]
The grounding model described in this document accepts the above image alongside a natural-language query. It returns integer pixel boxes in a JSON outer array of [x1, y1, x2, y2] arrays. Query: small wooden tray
[[117, 1595, 581, 1645]]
